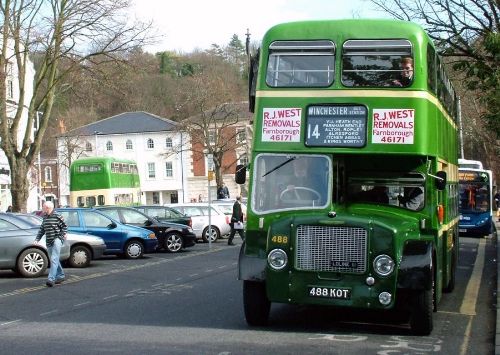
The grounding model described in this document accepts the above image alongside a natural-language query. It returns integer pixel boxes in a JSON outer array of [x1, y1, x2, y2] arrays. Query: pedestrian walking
[[34, 201, 67, 287], [228, 196, 245, 245]]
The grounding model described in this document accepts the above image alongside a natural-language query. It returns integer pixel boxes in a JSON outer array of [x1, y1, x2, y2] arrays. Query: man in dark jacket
[[217, 183, 230, 199], [228, 196, 245, 245], [34, 201, 67, 287]]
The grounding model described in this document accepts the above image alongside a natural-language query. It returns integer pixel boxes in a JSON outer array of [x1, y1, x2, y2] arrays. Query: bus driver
[[279, 157, 326, 205]]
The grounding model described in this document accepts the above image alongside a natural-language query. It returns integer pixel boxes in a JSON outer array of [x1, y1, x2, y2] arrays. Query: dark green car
[[133, 206, 192, 228]]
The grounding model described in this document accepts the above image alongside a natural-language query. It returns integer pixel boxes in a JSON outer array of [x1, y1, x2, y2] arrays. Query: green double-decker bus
[[70, 157, 141, 207], [236, 19, 459, 335]]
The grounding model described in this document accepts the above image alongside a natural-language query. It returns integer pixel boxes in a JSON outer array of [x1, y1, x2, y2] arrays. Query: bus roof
[[458, 158, 484, 170], [263, 19, 430, 47], [71, 157, 137, 166]]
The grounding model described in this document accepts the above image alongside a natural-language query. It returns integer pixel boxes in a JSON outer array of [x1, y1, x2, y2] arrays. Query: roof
[[60, 111, 178, 137]]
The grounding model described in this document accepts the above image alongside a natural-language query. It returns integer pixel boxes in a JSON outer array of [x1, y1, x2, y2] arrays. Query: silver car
[[0, 213, 70, 278], [13, 213, 107, 268], [166, 203, 231, 242]]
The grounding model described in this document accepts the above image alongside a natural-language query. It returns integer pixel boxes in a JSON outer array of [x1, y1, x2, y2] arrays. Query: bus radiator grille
[[295, 225, 367, 274]]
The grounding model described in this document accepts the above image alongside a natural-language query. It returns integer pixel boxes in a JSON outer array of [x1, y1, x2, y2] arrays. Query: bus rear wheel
[[243, 280, 270, 326], [443, 248, 456, 293]]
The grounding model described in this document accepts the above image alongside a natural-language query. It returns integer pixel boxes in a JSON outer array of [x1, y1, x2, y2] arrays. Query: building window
[[165, 161, 173, 177], [165, 137, 173, 148], [238, 154, 249, 166], [7, 80, 13, 99], [85, 142, 93, 152], [208, 130, 216, 144], [6, 63, 14, 99], [236, 129, 246, 144], [106, 141, 113, 151], [147, 138, 154, 149], [44, 166, 52, 182], [147, 162, 156, 178], [126, 139, 133, 150]]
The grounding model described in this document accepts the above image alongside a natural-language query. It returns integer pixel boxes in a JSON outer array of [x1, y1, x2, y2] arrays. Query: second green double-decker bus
[[236, 19, 459, 335], [70, 157, 141, 207]]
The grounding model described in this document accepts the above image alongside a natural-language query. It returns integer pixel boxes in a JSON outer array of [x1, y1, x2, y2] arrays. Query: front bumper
[[144, 239, 159, 253]]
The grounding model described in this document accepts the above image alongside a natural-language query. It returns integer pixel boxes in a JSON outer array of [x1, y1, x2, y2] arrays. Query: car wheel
[[17, 248, 48, 278], [69, 245, 92, 268], [125, 240, 144, 259], [202, 226, 220, 243], [243, 280, 271, 326], [164, 233, 183, 253]]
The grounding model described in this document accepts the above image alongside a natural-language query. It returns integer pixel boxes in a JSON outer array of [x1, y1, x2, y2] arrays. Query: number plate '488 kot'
[[308, 286, 351, 299]]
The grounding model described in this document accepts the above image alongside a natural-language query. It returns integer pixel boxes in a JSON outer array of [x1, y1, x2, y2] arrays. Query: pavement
[[494, 216, 500, 354]]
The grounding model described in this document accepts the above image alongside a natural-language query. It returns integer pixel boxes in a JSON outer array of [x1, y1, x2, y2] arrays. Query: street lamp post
[[94, 131, 99, 156]]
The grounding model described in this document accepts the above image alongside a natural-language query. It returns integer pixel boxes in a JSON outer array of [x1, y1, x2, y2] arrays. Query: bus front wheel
[[243, 280, 270, 326], [409, 268, 434, 335]]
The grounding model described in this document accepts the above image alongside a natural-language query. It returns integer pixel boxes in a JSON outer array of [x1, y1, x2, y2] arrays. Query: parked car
[[211, 199, 247, 220], [95, 206, 196, 253], [166, 203, 231, 242], [133, 205, 192, 227], [55, 208, 158, 259], [0, 213, 70, 278], [12, 213, 107, 268]]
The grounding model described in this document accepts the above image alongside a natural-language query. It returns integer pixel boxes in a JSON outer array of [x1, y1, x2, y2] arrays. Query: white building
[[1, 40, 39, 211], [57, 112, 191, 206]]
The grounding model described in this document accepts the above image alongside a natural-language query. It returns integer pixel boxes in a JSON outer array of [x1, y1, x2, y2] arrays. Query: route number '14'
[[308, 124, 320, 139]]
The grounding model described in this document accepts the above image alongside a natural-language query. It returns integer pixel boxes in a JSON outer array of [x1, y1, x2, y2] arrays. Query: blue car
[[56, 208, 157, 259]]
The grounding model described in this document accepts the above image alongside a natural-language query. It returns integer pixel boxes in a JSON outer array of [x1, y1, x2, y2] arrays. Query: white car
[[166, 203, 231, 242], [212, 199, 247, 220]]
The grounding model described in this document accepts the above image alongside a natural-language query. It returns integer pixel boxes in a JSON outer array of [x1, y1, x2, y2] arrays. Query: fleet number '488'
[[271, 235, 288, 244]]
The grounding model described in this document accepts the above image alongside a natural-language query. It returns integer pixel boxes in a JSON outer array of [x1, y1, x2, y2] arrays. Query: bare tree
[[369, 0, 499, 178], [368, 0, 499, 129], [56, 106, 98, 170], [0, 0, 152, 211], [173, 54, 248, 189]]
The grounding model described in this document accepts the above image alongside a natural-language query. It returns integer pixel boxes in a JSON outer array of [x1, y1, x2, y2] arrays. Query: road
[[0, 232, 496, 355]]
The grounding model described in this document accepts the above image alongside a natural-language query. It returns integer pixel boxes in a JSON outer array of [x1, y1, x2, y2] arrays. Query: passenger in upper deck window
[[393, 57, 414, 87]]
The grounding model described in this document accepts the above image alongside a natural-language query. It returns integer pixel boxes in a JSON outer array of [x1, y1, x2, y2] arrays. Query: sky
[[130, 0, 389, 53]]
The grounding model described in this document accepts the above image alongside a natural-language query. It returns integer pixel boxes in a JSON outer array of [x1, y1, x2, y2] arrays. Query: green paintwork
[[242, 19, 459, 312], [70, 157, 140, 191]]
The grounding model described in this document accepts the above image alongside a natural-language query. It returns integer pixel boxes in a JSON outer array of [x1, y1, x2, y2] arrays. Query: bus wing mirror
[[435, 171, 447, 190], [248, 50, 259, 113], [235, 164, 247, 184], [107, 221, 117, 229]]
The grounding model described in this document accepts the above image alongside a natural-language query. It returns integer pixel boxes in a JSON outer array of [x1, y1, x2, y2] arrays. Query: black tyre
[[202, 226, 220, 243], [164, 233, 183, 253], [124, 240, 144, 259], [243, 280, 271, 326], [443, 249, 456, 293], [69, 245, 92, 268], [410, 267, 434, 335], [16, 248, 48, 278]]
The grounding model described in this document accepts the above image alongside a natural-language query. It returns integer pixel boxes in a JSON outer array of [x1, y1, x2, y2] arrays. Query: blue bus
[[458, 159, 493, 236]]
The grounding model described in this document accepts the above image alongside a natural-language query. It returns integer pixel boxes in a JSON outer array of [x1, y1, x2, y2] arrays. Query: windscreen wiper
[[262, 157, 296, 178]]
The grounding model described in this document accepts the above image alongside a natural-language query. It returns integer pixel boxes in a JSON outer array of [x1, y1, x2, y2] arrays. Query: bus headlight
[[268, 249, 288, 270], [373, 255, 394, 277]]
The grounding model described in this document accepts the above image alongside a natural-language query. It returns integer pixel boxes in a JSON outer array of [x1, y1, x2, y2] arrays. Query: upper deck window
[[342, 39, 413, 87], [266, 40, 335, 88]]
